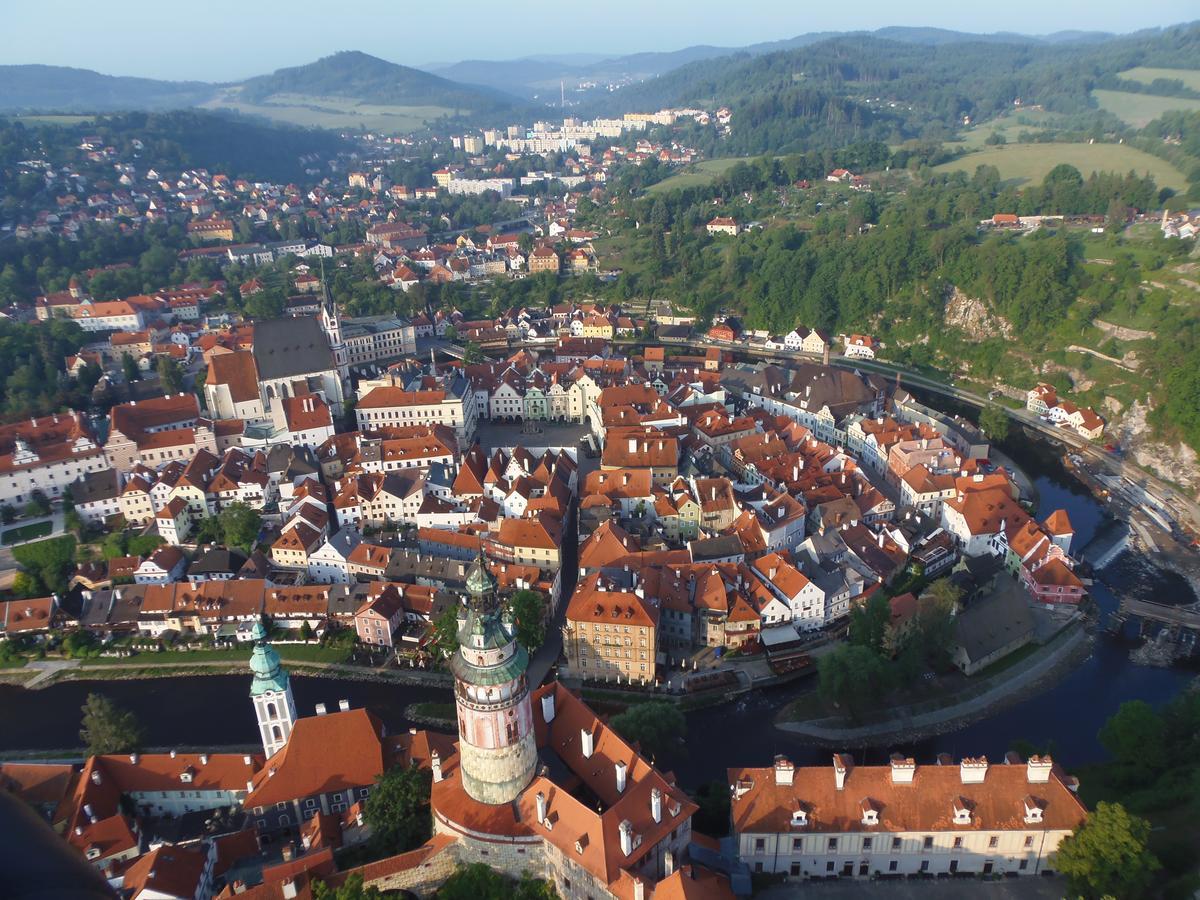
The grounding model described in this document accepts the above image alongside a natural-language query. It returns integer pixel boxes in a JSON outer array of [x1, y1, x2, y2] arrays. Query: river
[[1, 431, 1196, 791]]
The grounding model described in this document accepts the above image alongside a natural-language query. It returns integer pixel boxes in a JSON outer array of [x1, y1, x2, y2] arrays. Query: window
[[827, 838, 838, 850], [923, 836, 933, 850], [305, 799, 316, 809], [989, 836, 998, 848], [824, 861, 834, 873], [863, 837, 873, 851], [889, 860, 898, 872], [754, 838, 765, 852], [1024, 836, 1034, 848], [792, 838, 803, 851], [953, 837, 963, 849], [892, 837, 902, 850], [1019, 860, 1028, 871], [920, 861, 929, 873]]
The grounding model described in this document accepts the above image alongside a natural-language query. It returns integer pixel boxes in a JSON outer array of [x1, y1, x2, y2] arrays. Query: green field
[[1093, 89, 1200, 129], [1119, 67, 1200, 92], [13, 114, 94, 126], [647, 157, 756, 194], [933, 141, 1187, 190], [203, 91, 457, 133], [955, 109, 1057, 150], [1, 521, 52, 545]]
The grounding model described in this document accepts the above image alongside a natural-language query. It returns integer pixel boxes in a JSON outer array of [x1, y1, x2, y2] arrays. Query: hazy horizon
[[2, 1, 1197, 82]]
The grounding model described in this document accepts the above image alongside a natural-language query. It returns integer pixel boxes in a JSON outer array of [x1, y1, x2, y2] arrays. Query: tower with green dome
[[249, 619, 296, 759], [451, 550, 537, 805]]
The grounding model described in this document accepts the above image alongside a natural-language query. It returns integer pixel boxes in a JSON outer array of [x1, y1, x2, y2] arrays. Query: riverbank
[[5, 656, 452, 690], [775, 621, 1091, 747]]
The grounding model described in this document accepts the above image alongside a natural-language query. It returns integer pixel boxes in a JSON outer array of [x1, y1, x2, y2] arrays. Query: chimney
[[632, 878, 644, 900], [541, 692, 556, 723], [243, 755, 252, 765], [338, 699, 350, 712], [650, 787, 663, 823], [615, 760, 627, 794], [536, 791, 548, 824], [628, 438, 637, 454], [960, 756, 989, 784], [664, 849, 675, 877], [773, 755, 794, 786], [169, 749, 177, 759], [315, 703, 327, 716], [431, 749, 442, 783], [1027, 755, 1053, 784], [282, 878, 299, 900], [581, 728, 594, 759], [199, 753, 209, 765], [129, 753, 139, 765], [619, 820, 634, 856], [833, 754, 851, 791], [889, 753, 915, 784]]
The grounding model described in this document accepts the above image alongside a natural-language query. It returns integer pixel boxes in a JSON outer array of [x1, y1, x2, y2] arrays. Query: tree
[[363, 765, 432, 855], [462, 341, 483, 364], [429, 606, 460, 659], [80, 692, 144, 755], [978, 404, 1012, 442], [1099, 700, 1166, 772], [311, 874, 386, 900], [608, 701, 685, 759], [13, 535, 76, 594], [24, 490, 51, 518], [847, 592, 890, 655], [505, 590, 546, 651], [156, 355, 184, 393], [217, 503, 262, 552], [11, 570, 44, 598], [435, 863, 557, 900], [817, 643, 886, 719], [121, 353, 140, 383], [299, 621, 314, 642], [1055, 802, 1160, 899], [0, 504, 15, 524]]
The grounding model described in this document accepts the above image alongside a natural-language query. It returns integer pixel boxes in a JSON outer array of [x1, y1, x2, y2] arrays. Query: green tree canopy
[[505, 590, 547, 651], [311, 874, 387, 900], [156, 355, 184, 393], [608, 701, 685, 760], [978, 403, 1012, 442], [847, 592, 890, 655], [817, 643, 887, 719], [1099, 700, 1167, 773], [429, 606, 460, 660], [435, 863, 558, 900], [1054, 802, 1160, 899], [80, 692, 145, 755], [364, 765, 432, 856]]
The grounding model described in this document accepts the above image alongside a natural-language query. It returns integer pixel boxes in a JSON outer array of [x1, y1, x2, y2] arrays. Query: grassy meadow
[[1093, 89, 1200, 129], [933, 141, 1187, 190], [647, 157, 757, 194], [1119, 67, 1200, 92], [203, 90, 457, 133]]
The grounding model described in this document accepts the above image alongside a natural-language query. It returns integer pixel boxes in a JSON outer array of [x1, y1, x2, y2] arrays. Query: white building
[[730, 754, 1086, 881]]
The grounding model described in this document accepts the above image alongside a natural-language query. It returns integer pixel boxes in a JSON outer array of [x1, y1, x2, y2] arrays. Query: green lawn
[[933, 141, 1188, 191], [203, 91, 457, 134], [82, 642, 351, 666], [1093, 89, 1200, 129], [647, 157, 757, 194], [13, 114, 94, 126], [1119, 66, 1200, 92], [1, 521, 52, 545]]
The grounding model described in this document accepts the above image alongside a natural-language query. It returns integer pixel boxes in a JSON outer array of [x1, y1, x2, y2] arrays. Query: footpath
[[14, 656, 452, 689], [777, 622, 1089, 745]]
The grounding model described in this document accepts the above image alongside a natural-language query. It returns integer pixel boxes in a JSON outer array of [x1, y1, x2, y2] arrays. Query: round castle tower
[[451, 552, 537, 805]]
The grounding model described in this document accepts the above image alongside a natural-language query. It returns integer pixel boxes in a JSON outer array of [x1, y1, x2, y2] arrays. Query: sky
[[4, 0, 1196, 81]]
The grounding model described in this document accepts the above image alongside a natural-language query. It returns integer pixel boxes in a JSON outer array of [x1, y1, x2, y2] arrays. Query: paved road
[[778, 623, 1088, 744]]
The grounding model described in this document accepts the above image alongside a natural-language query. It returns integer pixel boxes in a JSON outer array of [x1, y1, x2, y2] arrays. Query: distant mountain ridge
[[0, 64, 212, 113]]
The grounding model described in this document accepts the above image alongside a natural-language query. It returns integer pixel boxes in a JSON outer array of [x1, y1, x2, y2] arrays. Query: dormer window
[[860, 798, 880, 826], [790, 807, 808, 827], [1023, 796, 1045, 824], [953, 799, 972, 825]]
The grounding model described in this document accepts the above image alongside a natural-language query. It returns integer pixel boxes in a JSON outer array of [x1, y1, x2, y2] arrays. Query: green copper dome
[[249, 620, 289, 696], [465, 553, 498, 598]]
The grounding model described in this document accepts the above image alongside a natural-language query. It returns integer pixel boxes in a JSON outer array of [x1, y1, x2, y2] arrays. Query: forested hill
[[0, 65, 212, 113], [0, 111, 350, 183], [584, 23, 1200, 154], [237, 51, 522, 112]]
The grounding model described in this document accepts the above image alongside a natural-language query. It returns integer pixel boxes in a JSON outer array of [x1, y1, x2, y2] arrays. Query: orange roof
[[207, 350, 260, 404], [567, 573, 659, 628], [357, 386, 447, 409], [729, 756, 1087, 835], [246, 708, 387, 806]]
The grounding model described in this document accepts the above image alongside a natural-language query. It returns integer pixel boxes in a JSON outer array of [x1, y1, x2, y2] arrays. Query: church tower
[[451, 552, 537, 805], [318, 264, 350, 390], [249, 620, 296, 759]]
